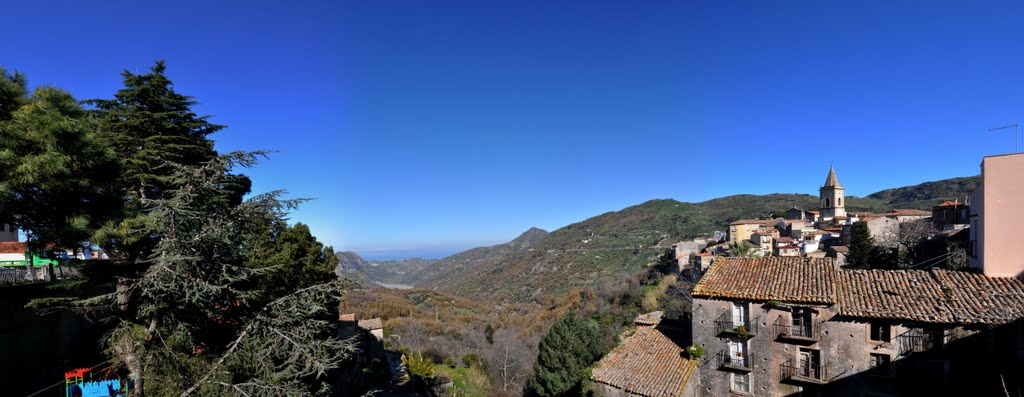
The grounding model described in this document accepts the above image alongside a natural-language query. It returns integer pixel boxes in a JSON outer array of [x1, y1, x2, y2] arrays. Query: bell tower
[[819, 165, 845, 220]]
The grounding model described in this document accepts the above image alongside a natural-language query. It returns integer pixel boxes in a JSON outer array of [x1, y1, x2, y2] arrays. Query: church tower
[[819, 165, 845, 220]]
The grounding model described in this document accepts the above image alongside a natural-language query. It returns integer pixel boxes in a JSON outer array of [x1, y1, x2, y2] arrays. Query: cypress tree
[[527, 311, 603, 396], [846, 221, 875, 269]]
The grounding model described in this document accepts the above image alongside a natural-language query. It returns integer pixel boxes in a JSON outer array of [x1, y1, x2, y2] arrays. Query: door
[[798, 349, 819, 379], [732, 302, 746, 326], [792, 309, 812, 337], [798, 350, 811, 377], [729, 340, 746, 367]]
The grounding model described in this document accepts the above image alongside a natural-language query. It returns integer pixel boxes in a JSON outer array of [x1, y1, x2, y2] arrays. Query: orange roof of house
[[692, 257, 837, 304], [836, 269, 1024, 325], [0, 242, 26, 254], [937, 201, 962, 207], [694, 257, 1024, 325], [807, 210, 820, 214], [591, 325, 695, 397]]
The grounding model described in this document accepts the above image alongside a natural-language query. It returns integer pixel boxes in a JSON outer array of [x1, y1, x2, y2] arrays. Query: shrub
[[685, 344, 704, 359], [444, 357, 457, 368], [462, 353, 480, 368]]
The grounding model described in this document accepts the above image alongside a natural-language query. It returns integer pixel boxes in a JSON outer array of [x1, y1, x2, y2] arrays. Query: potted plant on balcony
[[736, 324, 749, 339]]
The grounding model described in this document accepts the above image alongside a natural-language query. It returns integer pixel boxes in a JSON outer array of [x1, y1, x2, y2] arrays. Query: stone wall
[[692, 294, 1019, 396]]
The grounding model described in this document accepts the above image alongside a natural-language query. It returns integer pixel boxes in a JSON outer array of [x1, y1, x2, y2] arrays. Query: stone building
[[932, 200, 969, 231], [819, 166, 846, 221], [690, 256, 1024, 396], [840, 216, 899, 248]]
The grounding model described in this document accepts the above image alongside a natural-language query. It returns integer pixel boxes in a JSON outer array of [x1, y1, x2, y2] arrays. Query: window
[[869, 353, 891, 375], [869, 321, 890, 342], [838, 198, 842, 206], [731, 372, 751, 394]]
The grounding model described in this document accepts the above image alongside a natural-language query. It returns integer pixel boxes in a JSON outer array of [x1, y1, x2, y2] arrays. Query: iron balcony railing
[[774, 316, 821, 341], [780, 358, 831, 384], [897, 329, 944, 355], [717, 349, 753, 372], [715, 312, 758, 337]]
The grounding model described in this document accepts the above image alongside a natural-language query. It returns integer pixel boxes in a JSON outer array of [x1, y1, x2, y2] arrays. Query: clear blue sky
[[5, 1, 1023, 259]]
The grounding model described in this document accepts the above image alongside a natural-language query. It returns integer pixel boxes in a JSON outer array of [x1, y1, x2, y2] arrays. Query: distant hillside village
[[590, 153, 1024, 397], [675, 164, 969, 272]]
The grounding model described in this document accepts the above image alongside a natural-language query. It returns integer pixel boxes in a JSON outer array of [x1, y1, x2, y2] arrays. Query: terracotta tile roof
[[339, 313, 356, 322], [936, 201, 963, 207], [807, 210, 820, 214], [634, 311, 663, 326], [887, 209, 931, 216], [0, 242, 26, 254], [358, 318, 383, 330], [836, 269, 1024, 325], [836, 270, 955, 323], [729, 219, 777, 226], [931, 270, 1024, 324], [692, 257, 836, 304], [591, 326, 695, 397], [777, 237, 793, 243]]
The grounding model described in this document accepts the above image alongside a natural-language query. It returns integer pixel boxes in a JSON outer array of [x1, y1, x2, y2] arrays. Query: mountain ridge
[[409, 174, 981, 302]]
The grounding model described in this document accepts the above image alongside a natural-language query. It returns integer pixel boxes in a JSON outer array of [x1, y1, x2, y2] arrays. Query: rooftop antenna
[[988, 123, 1019, 153]]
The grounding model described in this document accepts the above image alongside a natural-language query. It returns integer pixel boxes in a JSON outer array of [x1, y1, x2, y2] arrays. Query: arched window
[[825, 198, 831, 207], [838, 198, 842, 206]]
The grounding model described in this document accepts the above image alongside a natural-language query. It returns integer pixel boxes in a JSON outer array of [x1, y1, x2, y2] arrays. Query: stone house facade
[[690, 257, 1024, 396]]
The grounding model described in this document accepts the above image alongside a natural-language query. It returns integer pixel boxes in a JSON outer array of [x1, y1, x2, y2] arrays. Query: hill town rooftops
[[692, 257, 837, 304], [591, 323, 695, 397]]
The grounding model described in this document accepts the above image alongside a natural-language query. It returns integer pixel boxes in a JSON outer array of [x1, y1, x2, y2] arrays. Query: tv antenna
[[988, 124, 1019, 153]]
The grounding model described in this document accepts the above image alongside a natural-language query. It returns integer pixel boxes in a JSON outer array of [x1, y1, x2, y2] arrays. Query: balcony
[[717, 350, 753, 372], [780, 359, 832, 384], [715, 312, 758, 337], [897, 329, 944, 355], [774, 316, 820, 343]]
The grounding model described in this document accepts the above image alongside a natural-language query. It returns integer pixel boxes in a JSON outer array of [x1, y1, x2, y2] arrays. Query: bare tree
[[485, 329, 536, 394]]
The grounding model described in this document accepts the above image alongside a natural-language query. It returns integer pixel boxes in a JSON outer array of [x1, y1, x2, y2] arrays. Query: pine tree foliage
[[0, 86, 120, 248], [527, 311, 602, 397], [89, 61, 250, 262], [0, 67, 28, 120], [107, 152, 354, 397], [847, 221, 875, 269]]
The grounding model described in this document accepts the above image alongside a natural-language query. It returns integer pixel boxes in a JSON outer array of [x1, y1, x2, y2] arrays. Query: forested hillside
[[409, 176, 980, 302]]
